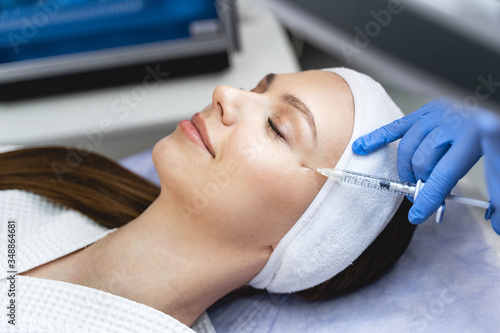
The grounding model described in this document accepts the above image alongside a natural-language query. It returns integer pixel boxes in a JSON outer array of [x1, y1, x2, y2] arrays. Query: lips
[[178, 112, 215, 157]]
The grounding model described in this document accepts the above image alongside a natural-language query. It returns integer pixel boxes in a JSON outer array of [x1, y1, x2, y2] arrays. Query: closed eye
[[268, 117, 284, 140]]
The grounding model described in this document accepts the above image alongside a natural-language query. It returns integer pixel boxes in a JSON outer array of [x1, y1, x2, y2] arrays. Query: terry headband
[[249, 67, 405, 293]]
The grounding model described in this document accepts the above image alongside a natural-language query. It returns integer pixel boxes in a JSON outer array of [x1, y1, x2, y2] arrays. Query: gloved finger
[[408, 144, 480, 224], [411, 127, 452, 182], [352, 111, 422, 155], [477, 111, 500, 235], [491, 211, 500, 235], [396, 116, 442, 184]]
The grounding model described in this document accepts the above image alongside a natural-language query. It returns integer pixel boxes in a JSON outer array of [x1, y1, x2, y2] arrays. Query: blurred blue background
[[0, 0, 218, 63]]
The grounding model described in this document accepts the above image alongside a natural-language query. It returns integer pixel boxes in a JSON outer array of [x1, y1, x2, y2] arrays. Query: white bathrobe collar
[[0, 189, 214, 332]]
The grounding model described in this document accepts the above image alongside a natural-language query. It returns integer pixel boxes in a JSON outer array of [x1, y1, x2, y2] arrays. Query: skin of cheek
[[204, 131, 322, 248], [151, 132, 215, 211], [151, 121, 326, 250], [152, 134, 191, 194], [154, 106, 215, 191], [258, 166, 321, 245]]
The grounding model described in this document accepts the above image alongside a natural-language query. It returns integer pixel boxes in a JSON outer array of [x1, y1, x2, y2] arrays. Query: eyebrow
[[265, 73, 318, 145]]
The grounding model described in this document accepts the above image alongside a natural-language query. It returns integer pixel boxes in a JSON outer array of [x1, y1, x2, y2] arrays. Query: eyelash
[[268, 117, 284, 140]]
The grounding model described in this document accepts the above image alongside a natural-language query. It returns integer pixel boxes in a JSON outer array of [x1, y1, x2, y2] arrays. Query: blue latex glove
[[352, 99, 486, 225], [477, 111, 500, 234]]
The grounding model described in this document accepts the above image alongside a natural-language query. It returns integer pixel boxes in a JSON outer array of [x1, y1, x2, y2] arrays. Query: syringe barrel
[[318, 168, 416, 196]]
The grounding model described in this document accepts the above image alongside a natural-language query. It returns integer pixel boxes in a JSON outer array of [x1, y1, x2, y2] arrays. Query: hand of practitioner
[[351, 99, 500, 234], [477, 111, 500, 234]]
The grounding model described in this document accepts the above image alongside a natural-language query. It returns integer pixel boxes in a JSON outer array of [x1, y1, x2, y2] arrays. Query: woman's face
[[153, 70, 354, 250]]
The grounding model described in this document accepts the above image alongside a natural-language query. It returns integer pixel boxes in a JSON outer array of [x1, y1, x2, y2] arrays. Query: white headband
[[249, 67, 404, 293]]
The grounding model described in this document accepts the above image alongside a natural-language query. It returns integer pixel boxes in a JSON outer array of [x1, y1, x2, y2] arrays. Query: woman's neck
[[72, 194, 269, 326]]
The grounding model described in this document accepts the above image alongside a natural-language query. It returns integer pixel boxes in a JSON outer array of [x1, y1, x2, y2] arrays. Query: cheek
[[263, 170, 321, 218], [152, 133, 210, 193], [227, 135, 318, 212], [248, 169, 321, 245], [217, 139, 320, 242]]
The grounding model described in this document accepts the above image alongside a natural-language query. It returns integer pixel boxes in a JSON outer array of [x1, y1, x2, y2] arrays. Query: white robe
[[0, 189, 215, 332]]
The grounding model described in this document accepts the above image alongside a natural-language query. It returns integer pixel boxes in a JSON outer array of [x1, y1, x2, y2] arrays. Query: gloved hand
[[351, 99, 485, 225], [477, 111, 500, 234]]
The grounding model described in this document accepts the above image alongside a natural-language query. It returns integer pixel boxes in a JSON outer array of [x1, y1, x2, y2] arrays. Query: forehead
[[269, 70, 355, 168]]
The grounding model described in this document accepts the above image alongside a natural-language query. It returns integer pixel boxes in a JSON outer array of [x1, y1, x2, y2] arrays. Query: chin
[[152, 131, 203, 187], [152, 134, 184, 188], [152, 135, 170, 167]]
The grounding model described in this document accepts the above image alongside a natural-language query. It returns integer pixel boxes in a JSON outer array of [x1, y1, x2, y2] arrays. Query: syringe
[[317, 168, 416, 196], [316, 168, 489, 211]]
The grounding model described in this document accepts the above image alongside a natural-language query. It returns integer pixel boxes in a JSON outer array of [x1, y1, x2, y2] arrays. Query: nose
[[212, 85, 248, 126]]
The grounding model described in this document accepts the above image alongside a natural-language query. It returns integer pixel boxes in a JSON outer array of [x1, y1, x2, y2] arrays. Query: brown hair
[[0, 147, 416, 301], [0, 147, 159, 228]]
